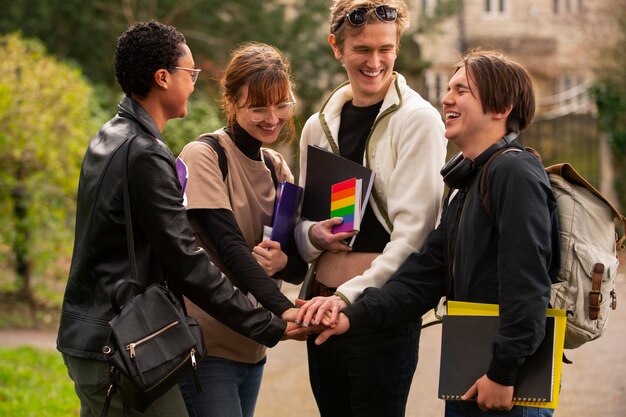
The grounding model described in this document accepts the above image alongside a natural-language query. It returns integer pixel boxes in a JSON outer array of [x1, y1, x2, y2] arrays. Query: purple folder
[[270, 182, 304, 248]]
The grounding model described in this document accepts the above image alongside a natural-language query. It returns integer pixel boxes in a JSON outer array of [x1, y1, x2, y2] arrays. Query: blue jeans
[[307, 320, 421, 417], [445, 401, 555, 417], [179, 356, 265, 417]]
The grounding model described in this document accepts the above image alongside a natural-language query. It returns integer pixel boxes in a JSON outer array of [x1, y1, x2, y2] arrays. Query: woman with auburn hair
[[177, 42, 306, 417]]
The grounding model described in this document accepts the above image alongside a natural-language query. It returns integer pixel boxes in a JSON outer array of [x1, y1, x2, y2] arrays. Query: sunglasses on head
[[332, 5, 398, 33]]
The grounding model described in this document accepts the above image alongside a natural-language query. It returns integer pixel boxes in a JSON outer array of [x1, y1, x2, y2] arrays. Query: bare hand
[[283, 323, 327, 341], [282, 321, 308, 341], [462, 374, 514, 411], [294, 296, 347, 328], [310, 218, 356, 252], [315, 312, 350, 345], [252, 240, 287, 276]]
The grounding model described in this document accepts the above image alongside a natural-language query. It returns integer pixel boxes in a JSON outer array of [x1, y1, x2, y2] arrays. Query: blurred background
[[0, 1, 624, 416]]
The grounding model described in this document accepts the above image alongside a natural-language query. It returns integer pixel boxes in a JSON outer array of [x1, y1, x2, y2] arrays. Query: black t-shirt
[[338, 100, 390, 253]]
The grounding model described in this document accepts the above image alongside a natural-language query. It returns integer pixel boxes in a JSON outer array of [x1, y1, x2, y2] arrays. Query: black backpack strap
[[479, 147, 524, 219], [197, 135, 228, 180], [262, 150, 279, 188], [197, 134, 278, 187]]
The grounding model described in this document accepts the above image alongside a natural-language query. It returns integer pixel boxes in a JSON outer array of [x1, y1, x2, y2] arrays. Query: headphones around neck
[[440, 132, 519, 189]]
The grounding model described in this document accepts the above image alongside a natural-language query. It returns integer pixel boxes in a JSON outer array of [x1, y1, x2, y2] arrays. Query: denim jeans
[[62, 353, 188, 417], [445, 401, 555, 417], [179, 356, 265, 417], [307, 320, 421, 417]]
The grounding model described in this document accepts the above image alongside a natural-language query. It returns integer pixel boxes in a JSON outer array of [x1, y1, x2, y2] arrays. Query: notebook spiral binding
[[439, 395, 548, 403]]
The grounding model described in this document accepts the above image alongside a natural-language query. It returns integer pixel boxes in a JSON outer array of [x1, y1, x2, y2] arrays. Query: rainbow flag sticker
[[330, 177, 362, 234]]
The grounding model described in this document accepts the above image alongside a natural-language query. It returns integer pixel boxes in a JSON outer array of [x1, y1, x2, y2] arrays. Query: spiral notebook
[[438, 314, 556, 405]]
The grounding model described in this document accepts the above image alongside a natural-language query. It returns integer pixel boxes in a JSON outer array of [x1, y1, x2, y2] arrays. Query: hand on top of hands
[[279, 298, 351, 345]]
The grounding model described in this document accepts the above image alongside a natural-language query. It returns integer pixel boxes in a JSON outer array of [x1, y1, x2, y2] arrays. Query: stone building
[[409, 0, 616, 118]]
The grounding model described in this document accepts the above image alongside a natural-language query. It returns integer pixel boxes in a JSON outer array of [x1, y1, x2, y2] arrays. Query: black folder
[[438, 315, 555, 403], [301, 145, 375, 222]]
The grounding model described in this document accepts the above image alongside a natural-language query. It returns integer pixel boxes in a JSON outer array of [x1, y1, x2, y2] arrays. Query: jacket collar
[[117, 95, 164, 141], [318, 72, 405, 154]]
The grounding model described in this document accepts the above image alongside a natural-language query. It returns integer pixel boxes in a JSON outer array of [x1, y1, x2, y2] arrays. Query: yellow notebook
[[443, 301, 566, 409]]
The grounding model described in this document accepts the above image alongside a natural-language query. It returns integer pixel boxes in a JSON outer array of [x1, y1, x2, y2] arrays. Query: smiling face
[[330, 20, 398, 107], [234, 84, 291, 145], [441, 66, 502, 157]]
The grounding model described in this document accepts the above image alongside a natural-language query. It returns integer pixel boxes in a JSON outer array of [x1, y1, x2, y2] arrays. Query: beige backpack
[[481, 148, 626, 349]]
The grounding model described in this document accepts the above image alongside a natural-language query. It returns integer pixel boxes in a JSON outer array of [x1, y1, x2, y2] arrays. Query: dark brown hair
[[455, 50, 535, 133], [221, 42, 295, 141]]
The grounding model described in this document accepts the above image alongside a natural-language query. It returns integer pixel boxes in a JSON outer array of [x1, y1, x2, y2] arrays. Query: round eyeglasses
[[168, 66, 201, 84], [332, 5, 398, 33], [244, 101, 296, 123]]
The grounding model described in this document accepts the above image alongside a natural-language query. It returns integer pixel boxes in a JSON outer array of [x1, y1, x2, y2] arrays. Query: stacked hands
[[279, 217, 356, 344], [280, 296, 350, 344]]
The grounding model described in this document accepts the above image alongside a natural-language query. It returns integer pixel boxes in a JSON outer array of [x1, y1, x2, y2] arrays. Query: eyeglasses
[[332, 5, 398, 33], [244, 101, 296, 122], [169, 66, 201, 84]]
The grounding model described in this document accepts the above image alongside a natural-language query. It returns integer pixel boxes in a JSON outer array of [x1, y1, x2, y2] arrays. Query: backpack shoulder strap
[[479, 147, 524, 219], [196, 135, 228, 181], [262, 150, 279, 188], [196, 134, 279, 188]]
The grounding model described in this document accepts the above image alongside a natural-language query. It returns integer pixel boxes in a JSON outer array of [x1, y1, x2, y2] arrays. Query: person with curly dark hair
[[57, 21, 298, 417]]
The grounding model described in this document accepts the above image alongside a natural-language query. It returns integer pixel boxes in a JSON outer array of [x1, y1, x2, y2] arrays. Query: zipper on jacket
[[447, 189, 468, 293], [126, 320, 179, 359]]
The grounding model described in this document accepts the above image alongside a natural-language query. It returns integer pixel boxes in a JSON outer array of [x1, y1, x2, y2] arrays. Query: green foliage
[[592, 82, 626, 155], [0, 0, 344, 118], [591, 1, 626, 211], [0, 33, 102, 297], [0, 347, 79, 416], [165, 95, 224, 155]]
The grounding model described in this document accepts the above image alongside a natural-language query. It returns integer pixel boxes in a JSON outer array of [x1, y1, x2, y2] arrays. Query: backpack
[[195, 135, 278, 185], [480, 147, 626, 349]]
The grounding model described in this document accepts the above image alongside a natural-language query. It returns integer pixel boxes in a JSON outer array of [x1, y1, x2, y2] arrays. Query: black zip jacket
[[57, 96, 285, 361], [344, 144, 559, 386]]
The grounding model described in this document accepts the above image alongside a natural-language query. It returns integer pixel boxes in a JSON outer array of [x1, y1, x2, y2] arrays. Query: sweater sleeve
[[485, 152, 556, 386], [187, 208, 294, 316]]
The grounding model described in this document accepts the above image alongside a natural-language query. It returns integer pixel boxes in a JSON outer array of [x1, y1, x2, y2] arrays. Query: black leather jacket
[[57, 96, 285, 361]]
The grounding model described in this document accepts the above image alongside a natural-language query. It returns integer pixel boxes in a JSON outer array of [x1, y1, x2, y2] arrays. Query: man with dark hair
[[57, 21, 296, 417], [314, 50, 559, 417]]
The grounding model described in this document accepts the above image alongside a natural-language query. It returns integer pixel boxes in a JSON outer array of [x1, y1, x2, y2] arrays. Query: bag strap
[[480, 147, 626, 251], [479, 147, 523, 219], [196, 134, 278, 187], [197, 135, 228, 180], [122, 135, 141, 284]]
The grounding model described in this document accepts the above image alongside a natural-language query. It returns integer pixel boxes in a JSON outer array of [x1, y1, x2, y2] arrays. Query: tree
[[0, 0, 341, 118], [591, 0, 626, 211], [0, 33, 102, 302]]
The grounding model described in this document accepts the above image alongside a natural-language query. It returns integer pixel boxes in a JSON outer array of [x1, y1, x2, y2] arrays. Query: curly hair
[[114, 21, 186, 98], [221, 42, 296, 142]]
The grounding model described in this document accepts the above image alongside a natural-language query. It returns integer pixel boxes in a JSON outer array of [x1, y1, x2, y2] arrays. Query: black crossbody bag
[[101, 136, 206, 415]]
